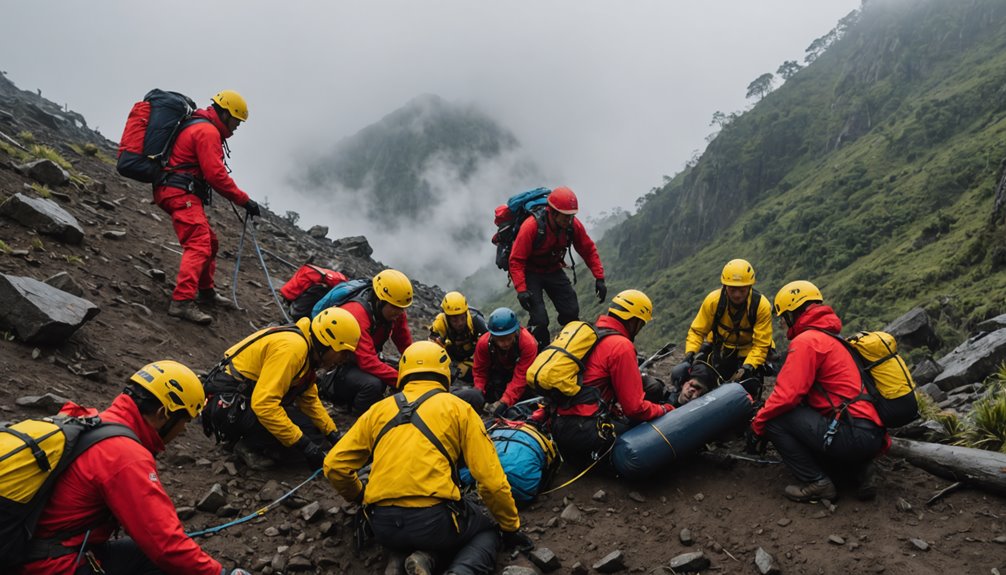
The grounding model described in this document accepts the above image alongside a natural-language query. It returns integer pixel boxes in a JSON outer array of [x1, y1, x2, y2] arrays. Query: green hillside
[[564, 0, 1006, 355]]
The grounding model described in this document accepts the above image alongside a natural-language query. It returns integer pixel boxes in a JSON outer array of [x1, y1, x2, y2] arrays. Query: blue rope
[[187, 468, 322, 538]]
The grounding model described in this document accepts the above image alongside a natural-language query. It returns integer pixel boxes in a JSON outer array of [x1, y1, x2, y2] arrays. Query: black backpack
[[492, 188, 572, 274]]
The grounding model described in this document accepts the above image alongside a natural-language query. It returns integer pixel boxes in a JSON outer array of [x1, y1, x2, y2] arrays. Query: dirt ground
[[1, 149, 1005, 575]]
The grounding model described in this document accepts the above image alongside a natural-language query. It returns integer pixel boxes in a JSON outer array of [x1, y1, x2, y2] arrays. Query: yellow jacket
[[324, 379, 520, 532], [224, 317, 337, 447], [685, 289, 774, 368]]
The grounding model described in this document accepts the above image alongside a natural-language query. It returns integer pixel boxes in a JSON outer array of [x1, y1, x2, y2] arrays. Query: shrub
[[17, 130, 35, 143], [30, 144, 72, 170]]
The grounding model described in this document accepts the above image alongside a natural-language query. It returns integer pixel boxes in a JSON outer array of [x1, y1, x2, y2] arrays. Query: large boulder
[[882, 307, 940, 351], [332, 235, 373, 258], [933, 329, 1006, 391], [19, 158, 70, 186], [0, 273, 99, 344], [0, 192, 84, 244]]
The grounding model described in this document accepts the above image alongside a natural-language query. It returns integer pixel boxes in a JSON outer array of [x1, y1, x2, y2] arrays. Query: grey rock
[[270, 554, 287, 572], [560, 503, 584, 524], [84, 179, 106, 195], [307, 225, 329, 239], [977, 313, 1006, 332], [501, 567, 537, 575], [259, 480, 284, 501], [669, 551, 709, 572], [215, 504, 240, 517], [0, 273, 99, 344], [318, 520, 338, 537], [570, 562, 588, 575], [593, 550, 626, 573], [287, 555, 313, 571], [593, 489, 607, 502], [196, 483, 226, 513], [776, 517, 792, 527], [912, 359, 944, 386], [176, 506, 197, 520], [909, 538, 929, 551], [1, 193, 84, 244], [935, 329, 1006, 391], [300, 500, 323, 522], [529, 547, 561, 572], [828, 535, 845, 545], [993, 535, 1006, 544], [264, 527, 280, 537], [679, 528, 693, 546], [755, 547, 780, 575], [916, 382, 946, 403], [333, 235, 373, 258], [896, 498, 913, 512], [44, 271, 84, 297], [20, 158, 69, 186], [16, 393, 70, 411], [102, 229, 127, 240], [883, 307, 939, 351], [628, 491, 646, 503]]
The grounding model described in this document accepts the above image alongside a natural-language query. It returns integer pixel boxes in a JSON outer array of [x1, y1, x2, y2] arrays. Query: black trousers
[[764, 405, 885, 483], [74, 538, 164, 575], [241, 405, 323, 454], [551, 413, 630, 466], [318, 364, 386, 415], [525, 269, 579, 349], [369, 498, 500, 575], [452, 370, 514, 413]]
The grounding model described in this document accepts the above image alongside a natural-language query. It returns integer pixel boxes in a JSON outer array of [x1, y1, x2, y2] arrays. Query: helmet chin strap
[[158, 408, 187, 439]]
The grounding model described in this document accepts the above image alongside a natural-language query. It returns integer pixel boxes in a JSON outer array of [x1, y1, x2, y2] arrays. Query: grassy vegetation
[[29, 182, 51, 198], [29, 144, 72, 170], [69, 142, 115, 165], [17, 130, 35, 144], [0, 140, 31, 163], [0, 240, 11, 254], [29, 237, 44, 251]]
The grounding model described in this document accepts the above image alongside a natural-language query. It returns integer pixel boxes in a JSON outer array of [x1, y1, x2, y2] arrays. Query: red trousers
[[157, 194, 218, 301]]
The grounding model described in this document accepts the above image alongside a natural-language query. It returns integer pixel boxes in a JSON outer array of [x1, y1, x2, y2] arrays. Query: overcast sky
[[1, 1, 859, 284]]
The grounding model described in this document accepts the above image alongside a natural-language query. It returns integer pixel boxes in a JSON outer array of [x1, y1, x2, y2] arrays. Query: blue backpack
[[492, 187, 558, 272], [310, 278, 371, 318], [459, 422, 559, 505]]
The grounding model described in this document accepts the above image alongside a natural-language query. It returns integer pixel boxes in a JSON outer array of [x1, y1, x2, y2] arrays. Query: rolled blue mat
[[612, 382, 753, 478]]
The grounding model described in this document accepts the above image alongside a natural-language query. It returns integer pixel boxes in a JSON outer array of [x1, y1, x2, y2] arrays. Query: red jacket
[[508, 213, 604, 293], [19, 395, 221, 575], [343, 300, 413, 388], [752, 305, 888, 449], [557, 315, 671, 421], [153, 107, 250, 207], [472, 327, 537, 406]]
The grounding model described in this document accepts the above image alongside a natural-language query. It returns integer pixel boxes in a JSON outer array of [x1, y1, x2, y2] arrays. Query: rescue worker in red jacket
[[750, 281, 888, 503], [509, 186, 606, 349], [550, 290, 674, 464], [201, 307, 361, 471], [154, 90, 260, 325], [454, 307, 538, 417], [18, 360, 249, 575], [318, 269, 414, 414]]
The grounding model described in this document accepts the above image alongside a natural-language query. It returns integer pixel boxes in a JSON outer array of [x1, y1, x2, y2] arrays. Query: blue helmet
[[487, 307, 519, 336]]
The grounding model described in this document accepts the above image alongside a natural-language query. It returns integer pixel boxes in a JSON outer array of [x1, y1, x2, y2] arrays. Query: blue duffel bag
[[460, 422, 559, 505], [612, 382, 754, 479]]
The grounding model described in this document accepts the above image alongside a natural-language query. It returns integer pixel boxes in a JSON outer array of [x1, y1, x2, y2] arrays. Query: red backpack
[[279, 265, 348, 320], [116, 89, 207, 184]]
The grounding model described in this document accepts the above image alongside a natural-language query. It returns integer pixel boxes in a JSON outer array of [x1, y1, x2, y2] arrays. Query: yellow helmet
[[397, 341, 452, 383], [129, 360, 205, 418], [312, 307, 361, 352], [373, 269, 413, 308], [774, 280, 824, 315], [608, 289, 653, 323], [441, 291, 468, 315], [721, 259, 756, 287], [212, 90, 248, 122]]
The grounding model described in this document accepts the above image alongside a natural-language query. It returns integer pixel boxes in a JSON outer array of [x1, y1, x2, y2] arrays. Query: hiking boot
[[855, 461, 879, 501], [234, 440, 277, 471], [167, 299, 213, 325], [784, 477, 837, 503], [198, 289, 236, 309], [404, 551, 435, 575]]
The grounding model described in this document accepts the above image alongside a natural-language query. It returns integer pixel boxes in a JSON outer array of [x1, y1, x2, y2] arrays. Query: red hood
[[787, 304, 842, 340], [595, 314, 631, 339], [193, 106, 233, 139], [61, 394, 165, 454]]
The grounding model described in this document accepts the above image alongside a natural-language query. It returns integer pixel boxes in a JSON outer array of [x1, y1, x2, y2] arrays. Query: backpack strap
[[206, 326, 310, 396], [711, 289, 762, 351], [372, 390, 461, 489], [806, 328, 873, 416], [550, 327, 620, 410]]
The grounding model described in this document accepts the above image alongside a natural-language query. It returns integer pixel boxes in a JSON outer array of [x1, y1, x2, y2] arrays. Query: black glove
[[730, 364, 753, 382], [517, 291, 533, 311], [501, 529, 534, 552], [595, 278, 607, 303], [684, 352, 696, 365], [744, 429, 768, 455], [485, 400, 508, 419], [327, 430, 342, 446], [296, 436, 327, 470], [244, 199, 261, 218]]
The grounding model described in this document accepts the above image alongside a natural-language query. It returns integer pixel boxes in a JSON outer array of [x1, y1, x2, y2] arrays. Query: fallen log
[[889, 437, 1006, 497]]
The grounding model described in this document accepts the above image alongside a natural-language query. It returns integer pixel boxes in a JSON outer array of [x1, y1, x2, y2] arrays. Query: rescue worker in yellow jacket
[[202, 307, 361, 470], [676, 258, 774, 397], [428, 291, 488, 384], [324, 341, 532, 575]]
